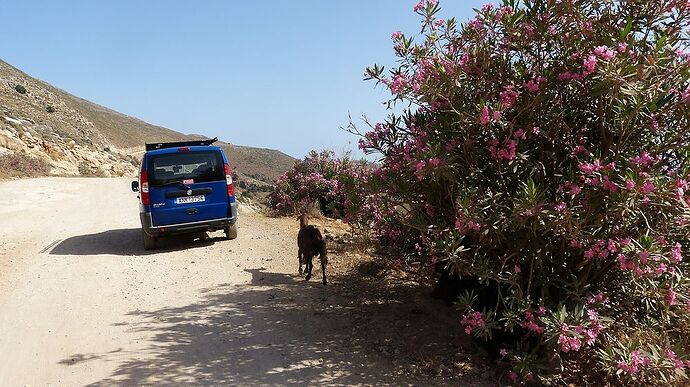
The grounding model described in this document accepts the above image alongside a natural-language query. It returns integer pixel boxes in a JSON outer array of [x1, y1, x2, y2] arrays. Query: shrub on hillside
[[0, 153, 49, 178], [14, 84, 26, 94], [78, 162, 106, 177], [268, 150, 368, 219], [354, 0, 690, 384]]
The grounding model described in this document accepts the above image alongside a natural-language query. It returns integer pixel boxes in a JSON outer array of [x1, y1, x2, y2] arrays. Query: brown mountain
[[0, 59, 295, 189]]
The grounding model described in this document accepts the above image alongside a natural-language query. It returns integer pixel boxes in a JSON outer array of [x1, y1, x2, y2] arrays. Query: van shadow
[[49, 228, 222, 256]]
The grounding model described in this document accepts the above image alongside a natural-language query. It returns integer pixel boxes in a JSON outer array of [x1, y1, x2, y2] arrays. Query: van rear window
[[149, 151, 224, 186]]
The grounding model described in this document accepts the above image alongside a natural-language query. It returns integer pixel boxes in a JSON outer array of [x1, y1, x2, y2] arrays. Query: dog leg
[[320, 253, 328, 285], [298, 251, 303, 275], [305, 255, 313, 281]]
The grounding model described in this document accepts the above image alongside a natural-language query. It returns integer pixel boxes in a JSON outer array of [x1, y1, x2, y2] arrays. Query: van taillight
[[140, 170, 151, 205], [224, 163, 235, 197]]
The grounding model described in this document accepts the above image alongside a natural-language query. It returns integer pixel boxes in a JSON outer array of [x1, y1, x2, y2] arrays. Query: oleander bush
[[268, 150, 369, 219], [351, 0, 690, 384]]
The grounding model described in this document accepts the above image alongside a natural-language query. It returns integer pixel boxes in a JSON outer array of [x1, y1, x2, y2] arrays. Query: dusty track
[[0, 177, 492, 386]]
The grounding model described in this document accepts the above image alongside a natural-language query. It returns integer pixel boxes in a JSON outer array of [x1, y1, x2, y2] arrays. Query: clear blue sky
[[2, 0, 487, 159]]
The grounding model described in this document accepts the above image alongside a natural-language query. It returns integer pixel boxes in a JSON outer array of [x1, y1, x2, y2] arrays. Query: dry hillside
[[0, 59, 294, 189]]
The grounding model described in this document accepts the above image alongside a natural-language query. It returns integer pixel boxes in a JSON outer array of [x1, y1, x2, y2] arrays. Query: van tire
[[225, 224, 238, 240], [143, 230, 156, 250]]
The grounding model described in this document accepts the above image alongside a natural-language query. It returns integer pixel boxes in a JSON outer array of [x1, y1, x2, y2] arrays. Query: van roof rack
[[145, 137, 218, 151]]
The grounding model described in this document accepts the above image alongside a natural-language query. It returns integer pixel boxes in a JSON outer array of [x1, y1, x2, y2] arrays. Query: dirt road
[[0, 177, 493, 386]]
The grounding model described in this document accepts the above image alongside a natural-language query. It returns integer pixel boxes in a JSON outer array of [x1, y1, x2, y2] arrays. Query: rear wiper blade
[[159, 181, 191, 189]]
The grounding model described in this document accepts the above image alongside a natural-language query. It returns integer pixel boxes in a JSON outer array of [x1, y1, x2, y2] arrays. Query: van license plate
[[176, 195, 205, 204]]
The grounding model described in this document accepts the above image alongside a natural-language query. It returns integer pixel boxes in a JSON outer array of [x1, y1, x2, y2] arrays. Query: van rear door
[[147, 150, 229, 227]]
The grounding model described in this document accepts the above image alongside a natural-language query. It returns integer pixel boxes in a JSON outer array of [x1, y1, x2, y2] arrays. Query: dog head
[[297, 213, 310, 229]]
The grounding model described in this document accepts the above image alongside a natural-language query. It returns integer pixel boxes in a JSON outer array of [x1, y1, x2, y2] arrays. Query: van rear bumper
[[141, 203, 237, 237]]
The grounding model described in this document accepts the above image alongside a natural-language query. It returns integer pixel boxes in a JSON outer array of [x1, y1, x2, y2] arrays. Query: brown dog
[[297, 214, 328, 285]]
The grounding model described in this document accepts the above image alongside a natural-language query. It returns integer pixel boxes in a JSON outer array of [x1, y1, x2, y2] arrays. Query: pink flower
[[630, 151, 655, 167], [414, 160, 426, 181], [555, 202, 566, 212], [496, 6, 513, 19], [573, 145, 588, 155], [650, 114, 659, 131], [513, 128, 526, 140], [602, 177, 618, 193], [413, 0, 437, 12], [489, 138, 517, 161], [461, 311, 486, 334], [625, 180, 636, 190], [640, 181, 655, 194], [521, 310, 544, 334], [617, 42, 628, 53], [500, 85, 520, 108], [639, 250, 649, 264], [455, 212, 481, 234], [666, 289, 677, 306], [578, 162, 596, 175], [428, 157, 443, 168], [594, 45, 616, 60], [389, 73, 408, 94], [525, 76, 546, 93], [480, 106, 491, 126], [500, 348, 509, 357], [586, 291, 608, 304], [583, 55, 598, 76], [562, 182, 581, 196], [391, 31, 403, 40], [558, 333, 582, 353], [665, 349, 686, 369], [532, 126, 540, 135], [670, 243, 683, 264], [623, 350, 651, 372]]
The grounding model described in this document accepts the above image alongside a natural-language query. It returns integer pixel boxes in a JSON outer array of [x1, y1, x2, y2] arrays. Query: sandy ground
[[0, 177, 495, 386]]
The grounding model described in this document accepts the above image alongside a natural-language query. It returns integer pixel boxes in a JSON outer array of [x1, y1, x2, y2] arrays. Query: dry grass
[[0, 153, 50, 179]]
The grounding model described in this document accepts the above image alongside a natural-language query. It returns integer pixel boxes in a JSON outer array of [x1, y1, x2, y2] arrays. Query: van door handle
[[186, 208, 198, 215]]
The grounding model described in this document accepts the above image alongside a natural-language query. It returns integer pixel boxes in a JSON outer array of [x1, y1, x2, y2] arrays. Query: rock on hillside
[[0, 73, 138, 177]]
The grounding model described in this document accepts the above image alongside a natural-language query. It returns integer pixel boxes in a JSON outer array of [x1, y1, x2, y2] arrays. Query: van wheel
[[143, 230, 156, 250], [225, 224, 238, 240]]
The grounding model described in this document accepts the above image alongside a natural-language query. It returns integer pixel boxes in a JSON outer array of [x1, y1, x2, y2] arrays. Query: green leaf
[[620, 17, 633, 40]]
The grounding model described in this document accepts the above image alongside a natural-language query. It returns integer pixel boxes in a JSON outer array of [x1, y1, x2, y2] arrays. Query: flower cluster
[[461, 311, 486, 335]]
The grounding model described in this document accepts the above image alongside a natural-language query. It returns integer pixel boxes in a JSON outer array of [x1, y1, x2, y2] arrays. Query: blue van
[[131, 138, 238, 250]]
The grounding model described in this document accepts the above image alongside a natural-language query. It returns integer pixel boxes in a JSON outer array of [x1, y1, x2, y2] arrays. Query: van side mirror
[[131, 181, 139, 192]]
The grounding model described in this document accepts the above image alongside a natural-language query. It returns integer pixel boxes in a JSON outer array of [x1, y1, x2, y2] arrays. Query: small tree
[[14, 84, 26, 94]]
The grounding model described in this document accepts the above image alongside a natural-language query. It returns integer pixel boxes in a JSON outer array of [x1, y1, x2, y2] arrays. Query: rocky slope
[[0, 59, 295, 183]]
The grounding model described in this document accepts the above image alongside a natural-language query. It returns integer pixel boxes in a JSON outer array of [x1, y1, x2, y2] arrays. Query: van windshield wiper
[[159, 180, 191, 189]]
